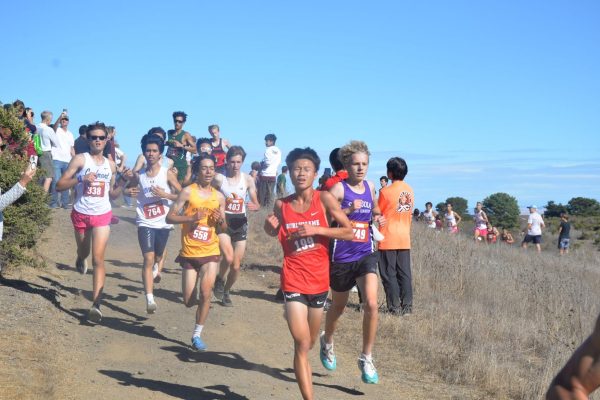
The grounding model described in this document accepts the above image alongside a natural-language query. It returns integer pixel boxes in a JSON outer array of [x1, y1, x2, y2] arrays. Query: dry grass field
[[244, 209, 600, 399]]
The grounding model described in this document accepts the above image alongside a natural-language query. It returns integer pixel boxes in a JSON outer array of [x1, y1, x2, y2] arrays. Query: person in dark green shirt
[[166, 111, 196, 183], [276, 166, 288, 198]]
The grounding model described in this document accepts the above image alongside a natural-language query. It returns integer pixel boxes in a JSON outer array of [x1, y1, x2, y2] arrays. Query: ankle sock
[[193, 324, 203, 338]]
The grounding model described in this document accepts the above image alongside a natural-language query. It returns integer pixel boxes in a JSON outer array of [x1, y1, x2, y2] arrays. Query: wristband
[[77, 175, 83, 183]]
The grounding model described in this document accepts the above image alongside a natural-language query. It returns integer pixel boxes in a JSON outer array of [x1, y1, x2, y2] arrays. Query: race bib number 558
[[189, 225, 212, 243]]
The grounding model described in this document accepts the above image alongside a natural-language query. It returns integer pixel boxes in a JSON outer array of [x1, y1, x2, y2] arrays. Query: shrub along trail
[[0, 207, 481, 400]]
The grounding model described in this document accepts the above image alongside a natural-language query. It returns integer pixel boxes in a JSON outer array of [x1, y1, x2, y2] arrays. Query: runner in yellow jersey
[[167, 153, 226, 351]]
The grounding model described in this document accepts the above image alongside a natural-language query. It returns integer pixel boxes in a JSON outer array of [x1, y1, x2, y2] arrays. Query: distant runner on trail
[[166, 111, 196, 183], [444, 202, 461, 234], [212, 146, 259, 307], [125, 134, 181, 314], [56, 121, 129, 323], [264, 147, 353, 400], [322, 140, 385, 384], [422, 202, 437, 229], [166, 153, 226, 352], [473, 202, 489, 242], [208, 124, 231, 174]]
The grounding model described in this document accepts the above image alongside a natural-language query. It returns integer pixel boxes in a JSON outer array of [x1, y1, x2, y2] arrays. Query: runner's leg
[[196, 262, 218, 324], [90, 226, 110, 304], [323, 290, 350, 343], [286, 301, 323, 400], [217, 233, 234, 281], [224, 240, 247, 292], [74, 229, 92, 262], [356, 273, 378, 355], [182, 268, 200, 307]]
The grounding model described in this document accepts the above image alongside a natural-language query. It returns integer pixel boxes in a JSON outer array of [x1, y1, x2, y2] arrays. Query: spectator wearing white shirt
[[522, 205, 545, 253], [50, 113, 75, 208], [36, 111, 56, 194], [257, 133, 281, 208]]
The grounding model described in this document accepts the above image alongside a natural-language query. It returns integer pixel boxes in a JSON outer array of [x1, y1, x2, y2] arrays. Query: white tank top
[[423, 210, 436, 228], [136, 166, 173, 229], [474, 210, 487, 229], [445, 212, 457, 230], [74, 153, 112, 215], [219, 173, 248, 215]]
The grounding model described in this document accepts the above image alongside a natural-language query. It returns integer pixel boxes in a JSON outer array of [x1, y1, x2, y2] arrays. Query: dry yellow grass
[[245, 209, 600, 399]]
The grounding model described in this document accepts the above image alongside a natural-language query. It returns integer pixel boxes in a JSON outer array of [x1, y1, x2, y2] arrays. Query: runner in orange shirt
[[377, 157, 414, 316]]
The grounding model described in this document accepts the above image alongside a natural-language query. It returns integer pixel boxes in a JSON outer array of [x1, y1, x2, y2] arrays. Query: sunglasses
[[89, 135, 107, 141], [174, 119, 184, 124]]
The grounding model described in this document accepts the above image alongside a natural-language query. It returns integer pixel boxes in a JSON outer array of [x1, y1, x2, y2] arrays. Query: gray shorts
[[40, 151, 53, 178]]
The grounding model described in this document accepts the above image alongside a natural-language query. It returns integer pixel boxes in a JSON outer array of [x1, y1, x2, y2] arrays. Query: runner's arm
[[367, 180, 386, 226], [264, 199, 283, 236], [132, 154, 145, 173], [246, 174, 260, 211], [454, 211, 462, 224], [55, 154, 85, 191], [109, 160, 127, 200], [167, 169, 182, 196], [215, 191, 227, 231], [183, 133, 197, 154], [166, 187, 197, 224]]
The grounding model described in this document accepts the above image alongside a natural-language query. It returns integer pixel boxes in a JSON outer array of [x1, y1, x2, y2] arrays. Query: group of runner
[[55, 114, 415, 399]]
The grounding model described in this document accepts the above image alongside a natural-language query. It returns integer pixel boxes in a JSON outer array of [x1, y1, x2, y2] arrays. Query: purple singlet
[[331, 181, 375, 263]]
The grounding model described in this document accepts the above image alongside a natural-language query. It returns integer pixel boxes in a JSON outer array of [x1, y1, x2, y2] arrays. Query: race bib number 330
[[84, 181, 106, 197]]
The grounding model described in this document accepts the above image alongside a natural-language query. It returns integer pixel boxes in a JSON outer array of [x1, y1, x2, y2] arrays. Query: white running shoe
[[152, 263, 159, 279], [88, 305, 102, 323], [146, 300, 157, 314]]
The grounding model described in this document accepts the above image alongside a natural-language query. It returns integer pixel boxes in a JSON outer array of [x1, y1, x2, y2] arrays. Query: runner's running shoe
[[191, 336, 207, 352], [213, 276, 225, 301], [358, 355, 379, 384], [222, 292, 233, 307], [146, 300, 157, 314], [88, 305, 102, 323], [76, 258, 88, 275], [319, 332, 336, 370], [152, 263, 161, 283]]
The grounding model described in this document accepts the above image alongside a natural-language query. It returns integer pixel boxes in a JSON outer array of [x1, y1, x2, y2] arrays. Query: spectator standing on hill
[[557, 213, 571, 255], [257, 133, 281, 208], [74, 125, 90, 155], [444, 202, 461, 234], [276, 166, 288, 198], [166, 111, 196, 183], [36, 111, 56, 194], [422, 202, 437, 229], [379, 176, 388, 190], [50, 113, 75, 209], [208, 125, 230, 174], [249, 161, 260, 184], [473, 201, 489, 242], [522, 205, 544, 253], [1, 164, 36, 242], [546, 313, 600, 399], [102, 126, 117, 162], [378, 157, 414, 316]]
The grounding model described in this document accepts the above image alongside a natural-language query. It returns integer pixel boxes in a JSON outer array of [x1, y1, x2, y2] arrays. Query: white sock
[[193, 324, 203, 338], [146, 293, 155, 303], [324, 339, 333, 350], [361, 353, 372, 361]]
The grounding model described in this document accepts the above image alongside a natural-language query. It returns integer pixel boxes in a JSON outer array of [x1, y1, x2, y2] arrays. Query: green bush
[[483, 192, 520, 230], [0, 105, 51, 269]]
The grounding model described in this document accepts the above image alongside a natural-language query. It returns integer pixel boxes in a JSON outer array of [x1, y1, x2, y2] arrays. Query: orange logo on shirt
[[396, 191, 413, 213]]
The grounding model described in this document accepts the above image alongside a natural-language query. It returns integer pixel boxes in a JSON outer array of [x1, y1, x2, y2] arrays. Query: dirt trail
[[1, 207, 482, 399]]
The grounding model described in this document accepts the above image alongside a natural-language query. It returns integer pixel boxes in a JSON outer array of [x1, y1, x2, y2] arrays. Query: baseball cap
[[527, 205, 537, 209]]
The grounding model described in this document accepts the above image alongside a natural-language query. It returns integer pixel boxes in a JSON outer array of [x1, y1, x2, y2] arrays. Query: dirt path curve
[[1, 207, 481, 400]]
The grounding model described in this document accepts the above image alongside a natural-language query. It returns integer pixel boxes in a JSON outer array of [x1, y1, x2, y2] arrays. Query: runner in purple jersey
[[320, 140, 385, 384]]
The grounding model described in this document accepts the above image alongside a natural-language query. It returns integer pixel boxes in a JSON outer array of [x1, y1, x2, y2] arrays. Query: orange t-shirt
[[377, 180, 413, 250]]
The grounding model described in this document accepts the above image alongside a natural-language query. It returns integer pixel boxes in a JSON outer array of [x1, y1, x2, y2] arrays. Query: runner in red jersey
[[264, 147, 353, 400]]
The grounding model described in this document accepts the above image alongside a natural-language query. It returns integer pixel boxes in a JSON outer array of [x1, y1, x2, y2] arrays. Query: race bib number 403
[[143, 201, 165, 219], [84, 181, 106, 197], [225, 198, 244, 214]]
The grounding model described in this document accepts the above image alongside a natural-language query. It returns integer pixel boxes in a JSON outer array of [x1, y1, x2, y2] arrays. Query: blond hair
[[338, 140, 370, 168]]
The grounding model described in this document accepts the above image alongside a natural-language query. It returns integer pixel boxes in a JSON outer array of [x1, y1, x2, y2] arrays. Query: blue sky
[[1, 1, 598, 210]]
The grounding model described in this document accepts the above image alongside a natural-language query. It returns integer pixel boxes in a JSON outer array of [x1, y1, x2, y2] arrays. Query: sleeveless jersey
[[180, 184, 220, 258], [474, 210, 487, 229], [422, 209, 436, 228], [211, 138, 226, 169], [278, 191, 330, 294], [331, 181, 374, 263], [166, 130, 188, 181], [445, 212, 457, 231], [73, 153, 112, 215], [219, 173, 248, 215], [136, 166, 173, 229]]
